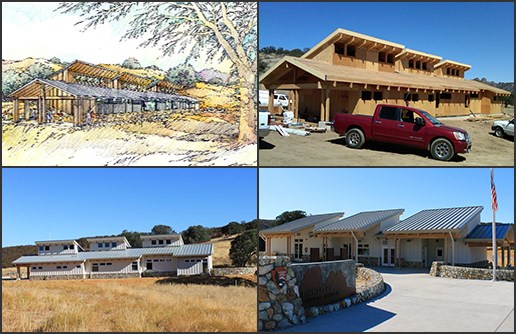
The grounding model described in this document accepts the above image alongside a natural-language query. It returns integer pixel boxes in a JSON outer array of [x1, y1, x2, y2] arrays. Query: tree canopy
[[182, 225, 211, 244], [275, 210, 307, 226], [151, 225, 176, 235], [229, 229, 257, 267]]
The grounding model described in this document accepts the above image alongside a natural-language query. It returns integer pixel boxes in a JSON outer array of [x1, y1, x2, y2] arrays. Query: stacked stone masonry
[[212, 267, 257, 276], [430, 261, 514, 281]]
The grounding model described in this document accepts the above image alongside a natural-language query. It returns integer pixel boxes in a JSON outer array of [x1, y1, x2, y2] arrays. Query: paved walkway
[[281, 267, 514, 332]]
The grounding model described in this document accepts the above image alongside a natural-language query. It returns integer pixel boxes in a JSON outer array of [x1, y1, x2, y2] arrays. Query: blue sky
[[2, 168, 257, 247], [259, 168, 514, 225], [259, 2, 514, 82]]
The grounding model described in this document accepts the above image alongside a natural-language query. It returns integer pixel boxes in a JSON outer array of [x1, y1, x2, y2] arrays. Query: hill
[[1, 245, 37, 268]]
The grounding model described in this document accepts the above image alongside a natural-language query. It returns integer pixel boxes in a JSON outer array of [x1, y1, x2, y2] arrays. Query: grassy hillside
[[2, 245, 37, 268], [2, 278, 256, 332], [2, 57, 62, 72]]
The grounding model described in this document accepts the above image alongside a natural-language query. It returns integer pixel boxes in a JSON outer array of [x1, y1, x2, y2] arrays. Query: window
[[111, 242, 116, 248], [153, 259, 159, 262], [63, 266, 67, 269], [465, 95, 470, 108], [379, 106, 399, 121], [57, 266, 62, 269], [346, 45, 356, 57], [166, 239, 172, 244], [146, 262, 153, 270], [92, 264, 99, 272], [166, 259, 172, 262], [106, 263, 112, 266], [440, 93, 452, 100], [76, 265, 81, 268], [334, 42, 345, 55], [38, 267, 43, 270], [158, 240, 164, 245], [437, 249, 443, 257], [373, 92, 383, 101], [294, 239, 303, 259], [104, 242, 110, 248], [185, 259, 190, 263], [151, 240, 156, 245], [428, 94, 435, 102], [39, 246, 44, 251], [378, 51, 386, 63], [160, 259, 165, 262], [408, 59, 414, 68], [69, 245, 74, 250], [470, 93, 479, 98], [132, 262, 138, 270], [400, 109, 415, 123], [403, 92, 411, 101], [63, 245, 69, 250], [446, 68, 451, 75], [357, 243, 370, 256], [361, 91, 372, 100], [411, 93, 419, 102], [387, 53, 394, 64], [32, 266, 37, 270], [98, 243, 103, 248], [416, 60, 421, 69], [45, 246, 50, 251], [422, 62, 427, 71]]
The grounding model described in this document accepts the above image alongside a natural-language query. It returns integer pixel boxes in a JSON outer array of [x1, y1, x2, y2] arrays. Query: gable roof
[[260, 57, 511, 96], [35, 239, 84, 251], [385, 206, 483, 233], [12, 243, 213, 265], [314, 209, 404, 232], [464, 223, 514, 242], [260, 212, 345, 234], [87, 236, 131, 247]]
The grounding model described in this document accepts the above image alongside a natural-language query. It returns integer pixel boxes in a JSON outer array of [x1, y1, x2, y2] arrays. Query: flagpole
[[491, 168, 497, 282]]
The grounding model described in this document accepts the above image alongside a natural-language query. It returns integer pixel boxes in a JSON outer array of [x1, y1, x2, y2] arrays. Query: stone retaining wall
[[212, 267, 257, 276], [258, 256, 306, 331], [357, 256, 379, 267], [30, 274, 85, 280], [141, 271, 177, 278], [91, 273, 141, 279], [430, 261, 514, 281]]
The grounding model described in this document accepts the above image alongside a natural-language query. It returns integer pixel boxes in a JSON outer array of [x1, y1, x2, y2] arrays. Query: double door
[[382, 246, 395, 267]]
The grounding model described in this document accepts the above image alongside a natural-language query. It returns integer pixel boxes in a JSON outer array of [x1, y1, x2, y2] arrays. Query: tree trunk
[[237, 70, 256, 143]]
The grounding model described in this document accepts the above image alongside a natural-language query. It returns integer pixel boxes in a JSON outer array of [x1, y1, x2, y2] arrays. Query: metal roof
[[9, 78, 198, 102], [314, 209, 404, 232], [12, 244, 213, 265], [140, 234, 182, 239], [465, 223, 514, 241], [260, 213, 345, 234], [35, 239, 79, 245], [385, 206, 483, 233]]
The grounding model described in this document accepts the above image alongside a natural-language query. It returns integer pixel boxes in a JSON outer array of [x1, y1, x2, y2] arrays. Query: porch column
[[325, 87, 331, 122], [294, 90, 299, 120], [16, 265, 21, 280], [288, 91, 293, 111], [393, 238, 397, 268], [266, 238, 272, 256], [268, 89, 274, 114], [24, 100, 30, 120], [26, 266, 30, 279], [320, 88, 325, 122], [13, 98, 20, 122], [449, 232, 455, 266], [444, 237, 448, 264], [73, 99, 79, 126], [507, 243, 511, 266], [38, 97, 44, 123], [41, 83, 47, 123], [286, 236, 291, 257]]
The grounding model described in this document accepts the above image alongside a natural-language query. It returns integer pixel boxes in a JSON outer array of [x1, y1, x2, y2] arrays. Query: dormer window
[[408, 59, 414, 68], [346, 45, 356, 57], [334, 43, 345, 55], [70, 244, 74, 250], [446, 68, 451, 75], [166, 239, 172, 245], [151, 240, 157, 245], [104, 242, 110, 248], [422, 62, 427, 71], [98, 243, 103, 248], [378, 52, 386, 62], [63, 245, 69, 250], [387, 54, 394, 64], [416, 61, 421, 69], [111, 242, 117, 247], [39, 246, 44, 251], [45, 246, 50, 251], [158, 240, 164, 245]]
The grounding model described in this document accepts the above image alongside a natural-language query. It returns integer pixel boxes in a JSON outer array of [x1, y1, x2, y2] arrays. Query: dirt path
[[259, 117, 514, 166]]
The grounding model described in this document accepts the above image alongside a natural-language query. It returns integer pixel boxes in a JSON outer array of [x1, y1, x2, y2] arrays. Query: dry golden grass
[[207, 235, 237, 267], [2, 277, 256, 332], [186, 83, 238, 110]]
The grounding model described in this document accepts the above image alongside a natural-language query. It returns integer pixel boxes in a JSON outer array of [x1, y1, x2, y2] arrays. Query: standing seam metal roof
[[12, 244, 212, 265], [465, 224, 514, 241], [260, 213, 345, 234], [314, 209, 404, 232], [385, 206, 483, 233]]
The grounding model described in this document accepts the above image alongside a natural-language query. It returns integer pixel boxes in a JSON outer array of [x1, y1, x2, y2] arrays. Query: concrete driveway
[[280, 267, 514, 332]]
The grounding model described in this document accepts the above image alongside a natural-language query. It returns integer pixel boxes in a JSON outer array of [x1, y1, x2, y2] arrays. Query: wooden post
[[295, 90, 299, 120], [320, 89, 325, 122], [286, 236, 291, 257], [41, 84, 47, 123], [24, 100, 30, 120], [508, 243, 511, 266], [288, 91, 292, 111], [325, 87, 331, 122], [501, 241, 505, 268], [268, 89, 274, 115], [16, 265, 20, 280], [13, 98, 19, 122], [26, 266, 30, 280], [73, 99, 78, 126], [266, 238, 271, 256], [444, 237, 448, 264]]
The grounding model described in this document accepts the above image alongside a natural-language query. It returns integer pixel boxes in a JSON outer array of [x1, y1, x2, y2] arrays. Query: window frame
[[361, 90, 372, 101]]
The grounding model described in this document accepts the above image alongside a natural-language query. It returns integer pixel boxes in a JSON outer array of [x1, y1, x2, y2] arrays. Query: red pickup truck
[[333, 104, 471, 161]]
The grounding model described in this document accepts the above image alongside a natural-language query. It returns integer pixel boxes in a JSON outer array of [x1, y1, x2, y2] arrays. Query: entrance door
[[382, 246, 395, 267], [310, 248, 320, 262], [294, 239, 303, 260], [325, 248, 335, 261]]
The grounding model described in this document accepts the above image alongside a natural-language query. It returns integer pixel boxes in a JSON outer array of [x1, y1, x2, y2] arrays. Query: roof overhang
[[302, 28, 405, 59], [395, 48, 442, 64], [434, 59, 471, 71]]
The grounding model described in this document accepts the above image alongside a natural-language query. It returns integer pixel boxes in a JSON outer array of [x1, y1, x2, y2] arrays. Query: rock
[[258, 302, 270, 311], [309, 307, 319, 317], [258, 310, 269, 321], [282, 302, 294, 313], [345, 298, 351, 307], [272, 314, 284, 321], [277, 293, 287, 303], [264, 321, 276, 330], [258, 286, 270, 302], [277, 318, 292, 329], [259, 264, 274, 275], [267, 307, 274, 318], [293, 285, 300, 297], [258, 320, 263, 331], [258, 276, 268, 285]]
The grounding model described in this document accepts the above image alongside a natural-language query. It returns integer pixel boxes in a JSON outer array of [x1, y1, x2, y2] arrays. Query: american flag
[[491, 169, 498, 212]]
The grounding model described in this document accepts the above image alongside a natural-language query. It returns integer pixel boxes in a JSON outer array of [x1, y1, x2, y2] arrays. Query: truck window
[[400, 109, 415, 123], [379, 107, 400, 121]]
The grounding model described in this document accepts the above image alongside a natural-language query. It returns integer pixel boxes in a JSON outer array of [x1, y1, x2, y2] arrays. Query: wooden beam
[[325, 87, 330, 122], [320, 88, 325, 122], [268, 89, 274, 115], [13, 98, 19, 122]]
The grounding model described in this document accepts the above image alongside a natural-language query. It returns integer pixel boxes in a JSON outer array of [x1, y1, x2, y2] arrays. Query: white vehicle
[[258, 90, 290, 107], [259, 109, 271, 138], [492, 118, 514, 138]]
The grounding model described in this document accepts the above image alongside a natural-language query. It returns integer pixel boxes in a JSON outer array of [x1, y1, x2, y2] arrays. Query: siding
[[401, 239, 422, 262], [88, 259, 135, 274], [142, 238, 182, 248], [38, 244, 78, 256], [89, 241, 127, 252], [30, 261, 84, 276], [142, 256, 177, 272], [177, 258, 206, 275]]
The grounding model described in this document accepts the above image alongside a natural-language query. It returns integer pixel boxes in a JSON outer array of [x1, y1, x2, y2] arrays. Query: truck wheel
[[345, 128, 365, 149], [430, 138, 455, 161], [494, 127, 505, 138]]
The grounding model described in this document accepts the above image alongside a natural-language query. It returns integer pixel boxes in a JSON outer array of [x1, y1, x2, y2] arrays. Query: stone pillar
[[258, 256, 305, 331]]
